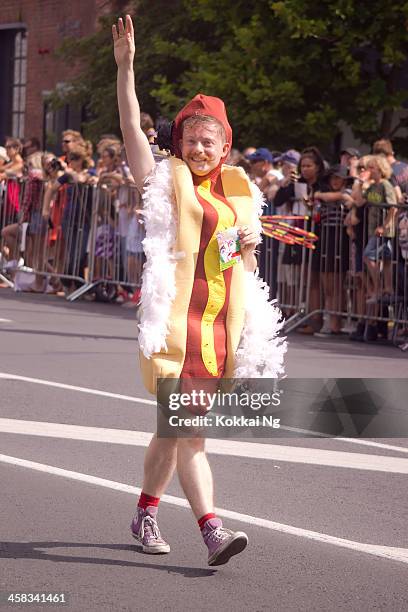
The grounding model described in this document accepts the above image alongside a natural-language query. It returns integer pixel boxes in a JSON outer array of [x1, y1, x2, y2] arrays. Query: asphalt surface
[[0, 289, 407, 612]]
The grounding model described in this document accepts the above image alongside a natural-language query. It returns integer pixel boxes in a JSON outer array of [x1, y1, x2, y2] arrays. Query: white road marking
[[0, 318, 12, 323], [281, 425, 408, 454], [0, 372, 156, 406], [1, 418, 408, 474], [1, 452, 407, 565], [0, 371, 407, 456]]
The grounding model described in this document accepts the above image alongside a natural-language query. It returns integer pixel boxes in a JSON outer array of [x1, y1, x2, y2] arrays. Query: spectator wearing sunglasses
[[60, 130, 85, 164], [372, 139, 408, 203]]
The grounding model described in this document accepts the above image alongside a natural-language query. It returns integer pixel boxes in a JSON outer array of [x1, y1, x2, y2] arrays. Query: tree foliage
[[52, 0, 408, 154]]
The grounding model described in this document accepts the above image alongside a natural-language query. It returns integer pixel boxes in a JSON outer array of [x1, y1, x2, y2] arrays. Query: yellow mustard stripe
[[197, 179, 235, 376]]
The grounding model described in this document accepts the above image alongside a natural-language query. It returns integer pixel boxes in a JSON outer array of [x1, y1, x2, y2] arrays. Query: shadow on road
[[287, 333, 406, 359], [0, 541, 216, 577], [0, 328, 136, 342], [0, 289, 137, 321]]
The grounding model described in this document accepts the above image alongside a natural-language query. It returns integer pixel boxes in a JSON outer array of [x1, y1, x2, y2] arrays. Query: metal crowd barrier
[[0, 177, 145, 301], [1, 175, 407, 348], [0, 177, 28, 288], [260, 198, 408, 347], [68, 180, 145, 302]]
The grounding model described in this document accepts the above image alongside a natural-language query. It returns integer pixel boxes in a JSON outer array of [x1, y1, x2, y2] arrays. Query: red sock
[[138, 491, 160, 510], [198, 513, 216, 530], [131, 288, 141, 303]]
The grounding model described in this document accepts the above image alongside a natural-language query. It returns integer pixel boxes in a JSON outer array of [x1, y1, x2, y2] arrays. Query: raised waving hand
[[113, 14, 155, 191], [112, 15, 135, 69]]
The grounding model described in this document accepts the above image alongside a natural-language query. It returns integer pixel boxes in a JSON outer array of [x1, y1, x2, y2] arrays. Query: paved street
[[0, 289, 407, 611]]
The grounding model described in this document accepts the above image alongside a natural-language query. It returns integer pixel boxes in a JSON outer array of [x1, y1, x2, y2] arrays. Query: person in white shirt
[[247, 147, 283, 201]]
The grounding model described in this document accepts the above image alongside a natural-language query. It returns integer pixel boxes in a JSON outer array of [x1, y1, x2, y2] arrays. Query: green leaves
[[52, 0, 408, 155]]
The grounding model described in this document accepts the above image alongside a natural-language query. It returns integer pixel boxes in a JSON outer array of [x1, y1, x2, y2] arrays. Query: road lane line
[[1, 371, 407, 456], [1, 418, 408, 473], [1, 452, 407, 565], [0, 372, 156, 406], [281, 425, 408, 454], [0, 319, 12, 323]]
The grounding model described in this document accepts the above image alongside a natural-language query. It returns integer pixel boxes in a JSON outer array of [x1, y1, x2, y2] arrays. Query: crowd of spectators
[[0, 126, 149, 305], [240, 140, 408, 342], [1, 121, 408, 341]]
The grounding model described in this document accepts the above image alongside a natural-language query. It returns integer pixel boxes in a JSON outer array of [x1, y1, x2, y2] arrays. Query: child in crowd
[[352, 155, 398, 341], [314, 165, 354, 334], [355, 155, 397, 300]]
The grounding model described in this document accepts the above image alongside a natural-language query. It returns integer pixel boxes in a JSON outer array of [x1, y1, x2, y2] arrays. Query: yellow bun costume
[[137, 95, 286, 394]]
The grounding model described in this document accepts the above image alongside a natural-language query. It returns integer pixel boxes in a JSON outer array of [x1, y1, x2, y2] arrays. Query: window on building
[[11, 30, 27, 139], [43, 95, 84, 155]]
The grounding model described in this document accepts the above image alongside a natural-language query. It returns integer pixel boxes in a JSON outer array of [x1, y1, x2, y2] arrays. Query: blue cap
[[247, 147, 273, 163], [279, 149, 301, 165]]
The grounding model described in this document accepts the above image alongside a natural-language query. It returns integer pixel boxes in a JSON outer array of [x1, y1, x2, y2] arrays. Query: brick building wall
[[0, 0, 114, 147]]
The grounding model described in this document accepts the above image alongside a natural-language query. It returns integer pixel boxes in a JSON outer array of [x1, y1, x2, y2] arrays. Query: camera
[[49, 158, 63, 172]]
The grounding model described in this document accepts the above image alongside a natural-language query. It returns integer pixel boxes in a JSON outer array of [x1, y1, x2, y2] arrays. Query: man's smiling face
[[180, 122, 230, 176]]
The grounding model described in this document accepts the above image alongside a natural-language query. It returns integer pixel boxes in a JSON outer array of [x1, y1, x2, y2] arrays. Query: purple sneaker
[[202, 518, 248, 566], [130, 506, 170, 554]]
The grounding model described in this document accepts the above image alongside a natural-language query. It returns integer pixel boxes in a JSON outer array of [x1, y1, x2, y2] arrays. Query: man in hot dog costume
[[113, 15, 286, 566]]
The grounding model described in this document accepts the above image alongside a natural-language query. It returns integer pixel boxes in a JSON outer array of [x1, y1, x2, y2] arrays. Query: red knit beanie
[[171, 93, 232, 160]]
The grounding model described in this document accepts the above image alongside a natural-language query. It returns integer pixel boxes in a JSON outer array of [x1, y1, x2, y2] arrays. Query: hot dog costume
[[138, 95, 286, 394]]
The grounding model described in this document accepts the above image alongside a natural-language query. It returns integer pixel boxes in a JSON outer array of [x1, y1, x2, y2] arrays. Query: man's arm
[[113, 15, 155, 193]]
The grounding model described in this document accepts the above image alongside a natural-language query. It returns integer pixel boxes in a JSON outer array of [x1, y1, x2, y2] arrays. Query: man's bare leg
[[176, 437, 214, 518], [130, 434, 177, 554], [176, 436, 248, 566], [142, 433, 178, 496]]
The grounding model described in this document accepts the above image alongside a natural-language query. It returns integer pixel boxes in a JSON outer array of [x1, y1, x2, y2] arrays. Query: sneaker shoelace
[[207, 527, 232, 543], [141, 516, 161, 541]]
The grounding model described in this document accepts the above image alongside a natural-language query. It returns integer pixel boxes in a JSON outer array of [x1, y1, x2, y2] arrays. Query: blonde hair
[[366, 154, 392, 179], [359, 154, 371, 168], [182, 115, 226, 143], [62, 129, 83, 143], [26, 151, 43, 170]]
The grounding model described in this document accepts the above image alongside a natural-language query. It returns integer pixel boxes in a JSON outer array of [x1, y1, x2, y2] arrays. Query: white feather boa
[[138, 158, 286, 378], [233, 272, 287, 378], [235, 181, 287, 377], [138, 159, 177, 356]]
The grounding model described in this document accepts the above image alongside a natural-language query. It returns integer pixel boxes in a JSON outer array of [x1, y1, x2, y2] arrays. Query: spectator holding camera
[[41, 145, 96, 294], [275, 146, 326, 333]]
